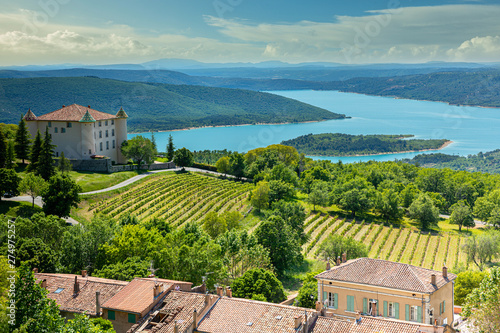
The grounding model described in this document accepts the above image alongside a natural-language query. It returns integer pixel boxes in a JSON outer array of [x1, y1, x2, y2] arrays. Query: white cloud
[[447, 36, 500, 62]]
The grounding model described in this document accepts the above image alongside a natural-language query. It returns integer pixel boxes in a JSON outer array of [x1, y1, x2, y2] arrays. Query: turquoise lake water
[[129, 90, 500, 163]]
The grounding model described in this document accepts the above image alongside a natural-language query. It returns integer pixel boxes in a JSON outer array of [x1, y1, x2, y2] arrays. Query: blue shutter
[[376, 301, 379, 316], [395, 302, 400, 319], [383, 301, 388, 317], [323, 291, 327, 304], [405, 304, 410, 321], [439, 302, 442, 314], [334, 293, 338, 309], [443, 300, 445, 313], [417, 306, 422, 323], [363, 298, 367, 314]]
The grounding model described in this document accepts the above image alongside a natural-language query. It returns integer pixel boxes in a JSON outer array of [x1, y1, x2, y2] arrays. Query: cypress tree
[[27, 130, 42, 172], [0, 130, 7, 168], [37, 127, 55, 180], [6, 141, 17, 169], [57, 151, 72, 174], [167, 134, 175, 161], [15, 116, 31, 164]]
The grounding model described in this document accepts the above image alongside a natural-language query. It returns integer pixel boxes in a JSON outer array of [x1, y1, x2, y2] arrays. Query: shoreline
[[305, 140, 454, 158]]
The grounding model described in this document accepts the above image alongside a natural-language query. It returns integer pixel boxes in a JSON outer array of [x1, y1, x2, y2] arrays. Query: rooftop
[[310, 316, 441, 333], [315, 258, 456, 294], [27, 104, 119, 122], [35, 273, 128, 316], [196, 296, 316, 333]]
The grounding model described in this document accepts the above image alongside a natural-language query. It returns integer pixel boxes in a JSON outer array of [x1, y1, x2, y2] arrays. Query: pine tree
[[5, 140, 17, 169], [167, 134, 175, 161], [27, 130, 42, 172], [151, 132, 157, 151], [15, 116, 31, 164], [57, 151, 72, 174], [37, 127, 55, 180], [0, 129, 7, 168]]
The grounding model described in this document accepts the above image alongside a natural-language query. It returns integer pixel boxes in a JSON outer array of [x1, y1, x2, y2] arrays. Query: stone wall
[[69, 159, 176, 173]]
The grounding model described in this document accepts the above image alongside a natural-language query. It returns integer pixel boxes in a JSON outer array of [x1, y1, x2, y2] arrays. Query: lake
[[129, 90, 500, 163]]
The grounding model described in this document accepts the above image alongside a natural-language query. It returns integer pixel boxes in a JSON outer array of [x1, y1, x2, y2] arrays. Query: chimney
[[302, 311, 308, 333], [41, 279, 47, 289], [326, 258, 331, 271], [33, 268, 38, 273], [81, 270, 87, 277], [200, 282, 207, 294], [336, 256, 341, 266], [226, 287, 232, 298], [174, 321, 179, 333], [442, 265, 448, 279], [294, 315, 302, 330], [342, 253, 347, 263], [88, 105, 91, 108], [62, 105, 65, 108], [73, 276, 80, 294], [96, 291, 101, 316], [315, 301, 323, 313], [216, 286, 224, 297], [431, 274, 436, 285], [192, 309, 198, 330], [205, 294, 211, 306]]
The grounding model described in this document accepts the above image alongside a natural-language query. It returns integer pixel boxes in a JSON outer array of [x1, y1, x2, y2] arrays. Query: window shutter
[[443, 300, 445, 313], [395, 302, 399, 319], [323, 291, 327, 303], [363, 298, 367, 314], [334, 293, 338, 309], [417, 306, 422, 323], [376, 301, 379, 316], [383, 301, 388, 317], [346, 296, 350, 311], [439, 302, 442, 314], [405, 304, 410, 321]]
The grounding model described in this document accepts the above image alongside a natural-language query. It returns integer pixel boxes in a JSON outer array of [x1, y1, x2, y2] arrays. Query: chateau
[[24, 104, 128, 164]]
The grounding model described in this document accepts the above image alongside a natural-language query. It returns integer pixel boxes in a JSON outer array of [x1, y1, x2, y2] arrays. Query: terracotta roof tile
[[196, 297, 316, 333], [311, 316, 424, 333], [315, 258, 456, 294], [35, 104, 117, 122], [35, 273, 127, 316], [23, 108, 37, 121]]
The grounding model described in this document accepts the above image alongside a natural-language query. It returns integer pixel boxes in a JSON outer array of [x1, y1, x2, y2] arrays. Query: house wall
[[317, 279, 436, 324], [428, 280, 454, 326], [103, 308, 137, 333]]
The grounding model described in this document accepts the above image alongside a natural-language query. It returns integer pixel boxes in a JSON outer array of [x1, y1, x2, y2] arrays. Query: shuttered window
[[346, 295, 355, 312]]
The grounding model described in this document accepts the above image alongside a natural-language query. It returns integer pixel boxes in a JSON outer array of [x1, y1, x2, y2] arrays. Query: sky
[[0, 0, 499, 66]]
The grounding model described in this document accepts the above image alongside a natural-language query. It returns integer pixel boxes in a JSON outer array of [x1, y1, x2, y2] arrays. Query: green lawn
[[0, 200, 43, 218]]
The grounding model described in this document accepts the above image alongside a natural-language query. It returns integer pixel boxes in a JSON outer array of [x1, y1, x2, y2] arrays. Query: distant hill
[[0, 77, 345, 132], [281, 133, 450, 156]]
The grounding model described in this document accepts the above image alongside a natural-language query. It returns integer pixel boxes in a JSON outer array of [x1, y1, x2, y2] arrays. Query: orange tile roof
[[315, 258, 456, 294], [196, 297, 317, 333], [311, 316, 425, 333], [34, 104, 117, 121], [35, 273, 128, 316], [134, 291, 207, 333]]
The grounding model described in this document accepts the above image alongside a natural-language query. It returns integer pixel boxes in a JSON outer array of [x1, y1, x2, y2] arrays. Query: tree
[[255, 215, 302, 274], [449, 200, 475, 232], [94, 257, 151, 281], [19, 173, 47, 207], [202, 211, 227, 239], [408, 193, 439, 229], [42, 173, 81, 218], [5, 140, 16, 169], [37, 127, 56, 180], [63, 314, 115, 333], [151, 131, 157, 152], [307, 181, 330, 210], [0, 168, 20, 200], [489, 207, 500, 229], [375, 189, 402, 222], [229, 152, 245, 179], [269, 200, 307, 245], [317, 234, 368, 263], [223, 211, 242, 231], [13, 265, 65, 332], [454, 271, 486, 306], [0, 130, 6, 168], [166, 134, 175, 161], [462, 231, 500, 270], [173, 147, 194, 168], [27, 130, 42, 172], [267, 163, 299, 186], [268, 180, 295, 202], [231, 268, 286, 303], [296, 271, 321, 308], [15, 116, 31, 164], [215, 156, 230, 176], [338, 188, 371, 218], [17, 237, 60, 272], [57, 151, 72, 174], [250, 181, 270, 212], [121, 135, 156, 166], [462, 267, 500, 332]]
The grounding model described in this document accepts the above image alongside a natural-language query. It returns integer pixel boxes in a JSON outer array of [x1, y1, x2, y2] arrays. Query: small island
[[281, 133, 452, 156]]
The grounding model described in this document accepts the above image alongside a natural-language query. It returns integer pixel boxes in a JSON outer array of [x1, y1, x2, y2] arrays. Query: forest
[[281, 133, 449, 156]]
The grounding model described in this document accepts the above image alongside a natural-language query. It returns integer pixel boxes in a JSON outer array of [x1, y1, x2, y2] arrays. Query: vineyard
[[302, 213, 471, 271], [86, 172, 253, 227]]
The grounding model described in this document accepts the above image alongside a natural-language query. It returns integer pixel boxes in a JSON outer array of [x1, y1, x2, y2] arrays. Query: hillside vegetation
[[282, 133, 449, 156], [0, 77, 345, 132]]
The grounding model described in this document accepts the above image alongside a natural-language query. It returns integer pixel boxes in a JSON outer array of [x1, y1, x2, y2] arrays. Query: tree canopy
[[121, 135, 157, 166], [231, 268, 286, 303]]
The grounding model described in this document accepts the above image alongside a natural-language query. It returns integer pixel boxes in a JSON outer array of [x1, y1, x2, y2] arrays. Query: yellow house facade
[[315, 258, 456, 327]]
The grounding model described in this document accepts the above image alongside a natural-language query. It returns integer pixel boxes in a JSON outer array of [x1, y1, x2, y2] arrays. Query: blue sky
[[0, 0, 499, 65]]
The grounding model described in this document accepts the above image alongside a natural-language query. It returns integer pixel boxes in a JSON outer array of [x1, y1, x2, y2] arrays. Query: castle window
[[61, 128, 66, 133], [48, 121, 51, 127], [105, 120, 108, 126], [54, 127, 58, 133], [112, 140, 115, 149], [99, 121, 102, 127], [111, 119, 114, 125], [100, 142, 103, 151], [105, 130, 108, 138], [67, 122, 72, 128], [106, 141, 109, 150], [112, 129, 115, 136], [99, 131, 102, 138]]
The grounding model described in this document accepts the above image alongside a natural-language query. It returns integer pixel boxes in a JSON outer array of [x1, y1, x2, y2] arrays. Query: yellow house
[[315, 258, 456, 326]]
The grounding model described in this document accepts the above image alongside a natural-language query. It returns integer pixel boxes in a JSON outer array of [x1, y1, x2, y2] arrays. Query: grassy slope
[[0, 77, 345, 132]]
